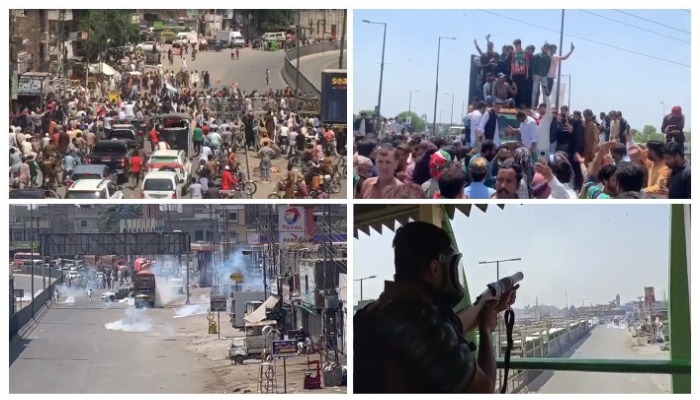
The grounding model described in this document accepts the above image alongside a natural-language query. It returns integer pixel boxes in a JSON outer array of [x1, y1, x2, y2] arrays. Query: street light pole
[[478, 257, 522, 388], [409, 90, 420, 114], [433, 36, 456, 135], [363, 20, 388, 118], [445, 93, 455, 125], [554, 9, 566, 111], [354, 275, 377, 302], [661, 101, 666, 119], [30, 205, 35, 320]]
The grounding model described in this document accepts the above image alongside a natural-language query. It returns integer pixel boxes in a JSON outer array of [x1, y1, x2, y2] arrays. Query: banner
[[278, 206, 306, 248]]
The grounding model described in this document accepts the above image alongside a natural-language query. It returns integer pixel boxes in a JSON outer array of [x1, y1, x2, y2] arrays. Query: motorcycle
[[279, 135, 289, 155]]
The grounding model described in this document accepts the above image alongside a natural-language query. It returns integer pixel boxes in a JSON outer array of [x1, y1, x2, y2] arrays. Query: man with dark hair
[[354, 221, 517, 393], [535, 153, 576, 198], [494, 160, 522, 199], [661, 106, 685, 148], [614, 161, 646, 198], [643, 140, 670, 196], [585, 164, 618, 199], [664, 141, 690, 199], [510, 39, 530, 108], [438, 167, 466, 199]]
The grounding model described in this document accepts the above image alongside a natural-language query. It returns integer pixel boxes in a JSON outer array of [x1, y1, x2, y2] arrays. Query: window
[[305, 275, 309, 294], [80, 220, 87, 227], [228, 211, 237, 222], [194, 230, 205, 241], [206, 231, 214, 241]]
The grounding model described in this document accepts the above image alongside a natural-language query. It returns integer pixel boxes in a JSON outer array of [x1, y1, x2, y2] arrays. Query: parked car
[[101, 285, 133, 302]]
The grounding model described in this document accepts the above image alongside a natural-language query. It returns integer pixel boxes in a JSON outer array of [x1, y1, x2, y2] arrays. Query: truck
[[215, 31, 245, 48], [133, 270, 156, 308], [320, 69, 347, 125]]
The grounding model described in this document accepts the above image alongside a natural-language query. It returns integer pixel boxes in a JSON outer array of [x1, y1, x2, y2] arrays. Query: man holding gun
[[354, 221, 518, 393]]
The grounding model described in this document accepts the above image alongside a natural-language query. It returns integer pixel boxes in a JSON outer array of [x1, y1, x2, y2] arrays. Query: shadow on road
[[9, 337, 32, 368], [524, 329, 593, 392]]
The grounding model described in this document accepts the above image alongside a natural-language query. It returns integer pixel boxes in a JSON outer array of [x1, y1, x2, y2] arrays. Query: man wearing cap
[[661, 106, 685, 149], [221, 165, 235, 191]]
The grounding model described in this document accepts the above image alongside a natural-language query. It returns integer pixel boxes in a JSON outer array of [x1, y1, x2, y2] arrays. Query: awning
[[298, 302, 317, 315], [88, 62, 119, 76], [354, 205, 505, 238], [244, 295, 280, 324]]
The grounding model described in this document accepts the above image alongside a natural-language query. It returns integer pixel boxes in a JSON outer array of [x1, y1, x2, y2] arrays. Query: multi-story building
[[9, 205, 101, 253], [298, 10, 345, 41]]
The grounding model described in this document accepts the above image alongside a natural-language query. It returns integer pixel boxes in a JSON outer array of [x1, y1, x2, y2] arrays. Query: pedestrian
[[266, 68, 271, 86], [258, 138, 275, 182], [236, 48, 240, 60]]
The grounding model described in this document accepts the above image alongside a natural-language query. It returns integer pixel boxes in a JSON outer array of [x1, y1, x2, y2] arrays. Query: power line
[[613, 10, 690, 34], [478, 10, 690, 68], [578, 10, 689, 44]]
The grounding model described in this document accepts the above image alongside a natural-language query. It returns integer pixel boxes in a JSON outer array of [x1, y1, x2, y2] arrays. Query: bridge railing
[[282, 41, 341, 97], [10, 268, 63, 340]]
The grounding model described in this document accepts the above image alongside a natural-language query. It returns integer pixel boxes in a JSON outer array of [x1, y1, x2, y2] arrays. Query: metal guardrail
[[10, 268, 63, 340], [496, 358, 691, 374], [282, 41, 341, 97]]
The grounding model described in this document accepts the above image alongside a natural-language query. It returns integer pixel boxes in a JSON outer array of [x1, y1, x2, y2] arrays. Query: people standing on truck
[[661, 106, 685, 148], [546, 43, 575, 96], [509, 39, 530, 108]]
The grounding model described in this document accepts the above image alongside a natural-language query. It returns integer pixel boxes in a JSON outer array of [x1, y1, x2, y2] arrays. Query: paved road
[[531, 325, 671, 393], [297, 51, 347, 90], [10, 291, 213, 393], [13, 273, 55, 301], [165, 45, 287, 92]]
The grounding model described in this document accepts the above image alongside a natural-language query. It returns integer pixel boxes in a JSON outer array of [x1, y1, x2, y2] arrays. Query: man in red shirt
[[149, 127, 159, 149], [129, 153, 143, 189], [221, 165, 235, 190]]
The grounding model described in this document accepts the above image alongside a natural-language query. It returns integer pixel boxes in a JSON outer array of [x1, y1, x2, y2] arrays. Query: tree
[[353, 109, 384, 121], [76, 10, 139, 62], [632, 125, 664, 144], [395, 111, 427, 133], [257, 10, 292, 32], [98, 205, 143, 233]]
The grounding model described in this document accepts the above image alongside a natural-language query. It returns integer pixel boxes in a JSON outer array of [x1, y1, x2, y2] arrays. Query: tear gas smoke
[[105, 308, 154, 332], [55, 284, 85, 304], [210, 249, 265, 297], [173, 303, 209, 318]]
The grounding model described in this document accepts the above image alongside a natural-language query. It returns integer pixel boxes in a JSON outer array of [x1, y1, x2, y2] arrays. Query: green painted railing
[[496, 358, 691, 374]]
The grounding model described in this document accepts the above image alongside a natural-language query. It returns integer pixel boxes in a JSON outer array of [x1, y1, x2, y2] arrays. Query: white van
[[262, 32, 286, 44], [174, 31, 198, 46]]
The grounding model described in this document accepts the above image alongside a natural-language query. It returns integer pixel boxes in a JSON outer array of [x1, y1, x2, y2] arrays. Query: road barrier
[[9, 268, 63, 340], [282, 41, 341, 97]]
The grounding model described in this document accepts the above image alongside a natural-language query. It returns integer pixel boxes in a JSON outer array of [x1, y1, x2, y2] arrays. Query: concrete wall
[[281, 41, 341, 97], [9, 268, 63, 340]]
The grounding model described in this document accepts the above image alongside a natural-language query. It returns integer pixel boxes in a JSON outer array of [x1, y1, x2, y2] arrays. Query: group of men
[[353, 102, 689, 199]]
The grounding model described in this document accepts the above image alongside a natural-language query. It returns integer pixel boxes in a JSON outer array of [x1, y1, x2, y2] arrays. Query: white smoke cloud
[[105, 308, 154, 333], [210, 248, 265, 297], [173, 303, 209, 318], [55, 284, 86, 304]]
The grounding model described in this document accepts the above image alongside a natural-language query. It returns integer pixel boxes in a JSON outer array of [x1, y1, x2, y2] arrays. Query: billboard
[[644, 287, 656, 305], [278, 206, 306, 248]]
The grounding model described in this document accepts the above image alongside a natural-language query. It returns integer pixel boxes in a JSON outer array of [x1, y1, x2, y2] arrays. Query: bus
[[13, 252, 41, 266]]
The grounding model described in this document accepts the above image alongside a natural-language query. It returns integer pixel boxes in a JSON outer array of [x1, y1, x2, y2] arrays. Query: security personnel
[[354, 221, 517, 393]]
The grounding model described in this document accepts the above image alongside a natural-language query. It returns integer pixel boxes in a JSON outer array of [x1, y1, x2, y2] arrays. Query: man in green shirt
[[193, 125, 203, 155], [531, 44, 551, 107]]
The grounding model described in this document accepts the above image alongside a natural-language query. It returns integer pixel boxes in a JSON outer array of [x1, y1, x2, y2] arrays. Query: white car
[[137, 41, 161, 53], [146, 149, 191, 184], [64, 179, 124, 200], [141, 170, 185, 199]]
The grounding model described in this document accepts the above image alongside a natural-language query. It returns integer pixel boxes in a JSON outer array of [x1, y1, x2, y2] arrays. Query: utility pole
[[554, 9, 565, 112], [295, 11, 301, 90], [338, 9, 347, 69]]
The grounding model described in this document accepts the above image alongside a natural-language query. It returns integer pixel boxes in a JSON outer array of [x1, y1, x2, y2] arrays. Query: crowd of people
[[352, 36, 689, 200], [9, 42, 346, 199]]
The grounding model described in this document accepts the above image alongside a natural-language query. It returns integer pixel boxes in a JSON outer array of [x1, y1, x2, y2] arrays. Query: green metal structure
[[354, 204, 691, 393]]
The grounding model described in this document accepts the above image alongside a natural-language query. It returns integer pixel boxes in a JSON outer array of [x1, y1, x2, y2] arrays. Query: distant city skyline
[[353, 205, 671, 308], [354, 9, 691, 131]]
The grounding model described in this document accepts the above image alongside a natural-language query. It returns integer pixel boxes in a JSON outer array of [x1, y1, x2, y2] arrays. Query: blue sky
[[353, 9, 691, 130], [353, 205, 671, 308]]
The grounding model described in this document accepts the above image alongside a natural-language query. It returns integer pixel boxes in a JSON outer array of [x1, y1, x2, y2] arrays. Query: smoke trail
[[105, 308, 154, 332], [173, 303, 209, 318], [55, 284, 85, 304]]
